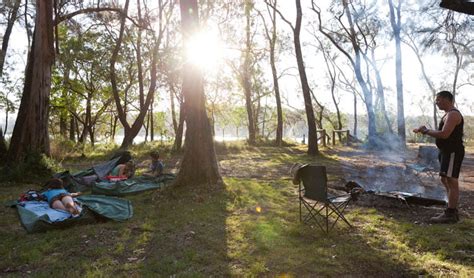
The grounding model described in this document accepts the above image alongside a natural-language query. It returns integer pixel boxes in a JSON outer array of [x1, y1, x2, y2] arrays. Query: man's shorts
[[438, 148, 465, 179]]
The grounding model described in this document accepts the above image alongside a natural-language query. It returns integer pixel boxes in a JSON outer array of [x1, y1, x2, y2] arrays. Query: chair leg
[[325, 205, 329, 233], [299, 197, 302, 222], [329, 201, 352, 229], [301, 200, 326, 232]]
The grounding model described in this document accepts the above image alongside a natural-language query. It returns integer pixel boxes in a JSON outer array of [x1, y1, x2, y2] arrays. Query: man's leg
[[446, 177, 459, 209], [432, 147, 463, 223], [440, 176, 450, 200]]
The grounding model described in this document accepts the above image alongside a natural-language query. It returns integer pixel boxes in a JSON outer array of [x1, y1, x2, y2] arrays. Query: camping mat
[[54, 152, 131, 193], [91, 174, 176, 196], [15, 195, 133, 233]]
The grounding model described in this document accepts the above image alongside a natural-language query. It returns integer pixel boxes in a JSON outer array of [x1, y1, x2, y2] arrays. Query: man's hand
[[413, 125, 429, 134]]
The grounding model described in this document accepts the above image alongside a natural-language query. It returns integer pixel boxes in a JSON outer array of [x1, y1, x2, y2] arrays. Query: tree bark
[[69, 114, 76, 141], [7, 0, 54, 162], [242, 1, 257, 145], [294, 0, 318, 154], [173, 103, 185, 151], [370, 50, 393, 133], [388, 0, 406, 143], [0, 127, 6, 160], [261, 0, 283, 146], [174, 0, 221, 186]]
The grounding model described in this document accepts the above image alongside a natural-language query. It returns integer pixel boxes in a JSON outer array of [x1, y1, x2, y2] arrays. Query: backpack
[[18, 190, 46, 202]]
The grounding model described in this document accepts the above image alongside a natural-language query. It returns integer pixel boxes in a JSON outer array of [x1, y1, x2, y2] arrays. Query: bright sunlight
[[185, 28, 224, 73]]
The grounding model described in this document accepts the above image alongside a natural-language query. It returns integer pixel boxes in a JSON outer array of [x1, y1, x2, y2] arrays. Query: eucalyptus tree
[[0, 72, 19, 135], [365, 47, 393, 134], [159, 20, 184, 150], [259, 0, 283, 146], [316, 38, 344, 134], [388, 0, 406, 143], [109, 0, 176, 149], [0, 127, 6, 159], [405, 1, 473, 124], [0, 0, 21, 76], [5, 0, 128, 163], [266, 0, 319, 155], [175, 0, 221, 186], [239, 0, 257, 144], [51, 26, 113, 146], [7, 0, 54, 162], [145, 0, 177, 144], [311, 0, 378, 147]]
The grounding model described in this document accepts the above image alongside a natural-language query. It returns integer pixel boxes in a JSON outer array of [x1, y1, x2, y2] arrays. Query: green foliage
[[0, 152, 60, 183]]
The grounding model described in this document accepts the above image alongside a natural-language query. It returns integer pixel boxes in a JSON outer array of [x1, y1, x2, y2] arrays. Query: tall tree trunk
[[353, 92, 358, 138], [170, 82, 185, 151], [170, 85, 178, 136], [173, 103, 185, 151], [7, 0, 54, 162], [450, 39, 462, 99], [145, 110, 150, 142], [343, 1, 376, 145], [150, 98, 154, 141], [111, 115, 118, 142], [242, 1, 256, 145], [370, 50, 393, 133], [262, 0, 283, 146], [69, 113, 76, 141], [294, 0, 318, 155], [0, 127, 6, 160], [0, 0, 21, 76], [109, 0, 157, 149], [388, 0, 406, 143], [4, 110, 8, 136], [175, 0, 221, 186]]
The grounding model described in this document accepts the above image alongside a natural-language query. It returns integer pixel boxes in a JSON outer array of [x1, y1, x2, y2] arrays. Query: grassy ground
[[0, 143, 473, 276]]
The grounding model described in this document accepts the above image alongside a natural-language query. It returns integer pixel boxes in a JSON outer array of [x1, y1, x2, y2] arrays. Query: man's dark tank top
[[435, 108, 464, 151]]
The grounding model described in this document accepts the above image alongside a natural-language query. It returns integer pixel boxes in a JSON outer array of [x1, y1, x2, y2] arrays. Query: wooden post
[[321, 129, 326, 147], [332, 129, 350, 146], [316, 129, 326, 147]]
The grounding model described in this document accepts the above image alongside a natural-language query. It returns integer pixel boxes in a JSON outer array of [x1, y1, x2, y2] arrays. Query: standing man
[[414, 91, 464, 223]]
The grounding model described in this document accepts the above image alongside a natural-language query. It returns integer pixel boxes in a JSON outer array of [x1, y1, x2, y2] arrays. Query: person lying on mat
[[42, 178, 82, 216], [108, 161, 135, 180], [142, 150, 164, 177]]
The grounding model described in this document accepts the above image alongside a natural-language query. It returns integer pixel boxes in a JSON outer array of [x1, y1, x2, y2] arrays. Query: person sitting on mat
[[142, 151, 164, 177]]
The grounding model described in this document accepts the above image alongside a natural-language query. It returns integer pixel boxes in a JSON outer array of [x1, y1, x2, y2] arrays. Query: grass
[[0, 143, 473, 276]]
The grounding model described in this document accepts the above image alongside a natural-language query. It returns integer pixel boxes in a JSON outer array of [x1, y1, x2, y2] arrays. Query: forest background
[[0, 1, 473, 275], [0, 0, 472, 161]]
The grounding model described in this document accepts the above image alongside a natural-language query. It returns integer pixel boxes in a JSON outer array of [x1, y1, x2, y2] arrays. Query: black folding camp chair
[[296, 165, 352, 233]]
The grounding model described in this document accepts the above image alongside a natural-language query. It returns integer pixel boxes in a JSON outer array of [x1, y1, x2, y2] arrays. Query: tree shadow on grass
[[137, 183, 231, 276], [352, 198, 474, 272], [229, 202, 429, 276]]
